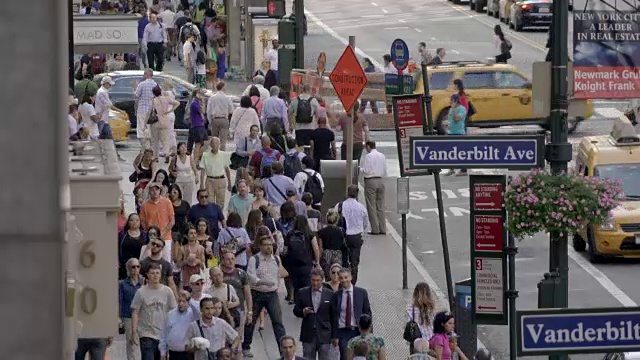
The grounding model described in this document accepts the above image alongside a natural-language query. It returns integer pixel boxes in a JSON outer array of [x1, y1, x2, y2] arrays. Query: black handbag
[[147, 107, 159, 125], [226, 284, 242, 328], [403, 306, 423, 343], [230, 137, 250, 170]]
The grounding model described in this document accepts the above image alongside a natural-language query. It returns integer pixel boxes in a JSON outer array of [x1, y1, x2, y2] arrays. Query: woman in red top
[[453, 79, 469, 111]]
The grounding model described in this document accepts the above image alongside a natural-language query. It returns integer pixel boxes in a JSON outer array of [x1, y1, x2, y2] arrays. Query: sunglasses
[[151, 242, 164, 248], [130, 265, 140, 269], [192, 281, 204, 285], [331, 271, 340, 274]]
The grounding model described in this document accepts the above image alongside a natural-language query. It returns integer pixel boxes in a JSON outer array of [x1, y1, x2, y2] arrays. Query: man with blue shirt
[[187, 189, 225, 240], [445, 94, 468, 177], [159, 290, 200, 360], [137, 7, 149, 68]]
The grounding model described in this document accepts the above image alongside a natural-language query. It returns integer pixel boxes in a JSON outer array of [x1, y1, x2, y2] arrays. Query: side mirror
[[523, 82, 532, 89]]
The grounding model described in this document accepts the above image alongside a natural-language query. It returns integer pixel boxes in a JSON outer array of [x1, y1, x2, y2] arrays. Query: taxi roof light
[[610, 115, 640, 146]]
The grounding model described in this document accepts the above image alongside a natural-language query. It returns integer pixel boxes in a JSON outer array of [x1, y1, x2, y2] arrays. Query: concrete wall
[[0, 0, 67, 359]]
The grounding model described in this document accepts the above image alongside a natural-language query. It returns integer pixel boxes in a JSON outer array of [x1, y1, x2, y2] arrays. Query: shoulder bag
[[403, 305, 423, 343], [195, 320, 216, 360], [230, 137, 250, 170], [226, 284, 241, 327]]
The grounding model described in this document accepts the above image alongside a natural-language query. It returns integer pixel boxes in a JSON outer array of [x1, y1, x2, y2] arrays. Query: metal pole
[[547, 0, 571, 358], [421, 62, 454, 309], [402, 213, 408, 289], [398, 70, 404, 96], [294, 0, 305, 69], [507, 232, 518, 360], [346, 36, 355, 193], [68, 0, 74, 88]]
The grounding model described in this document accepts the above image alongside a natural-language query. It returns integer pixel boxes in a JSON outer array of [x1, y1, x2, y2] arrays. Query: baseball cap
[[189, 274, 204, 283], [148, 182, 161, 189], [101, 76, 116, 86]]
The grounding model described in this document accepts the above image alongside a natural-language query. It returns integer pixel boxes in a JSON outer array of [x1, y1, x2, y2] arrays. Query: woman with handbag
[[317, 209, 347, 280], [230, 96, 260, 144], [150, 85, 180, 163], [405, 282, 437, 354], [231, 124, 261, 171], [169, 142, 198, 203]]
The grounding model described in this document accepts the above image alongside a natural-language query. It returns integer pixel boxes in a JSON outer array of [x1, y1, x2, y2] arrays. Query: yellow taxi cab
[[109, 107, 131, 142], [573, 115, 640, 263], [413, 60, 594, 134]]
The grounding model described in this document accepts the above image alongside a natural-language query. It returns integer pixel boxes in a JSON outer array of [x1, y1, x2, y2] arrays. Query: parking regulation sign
[[390, 38, 409, 71]]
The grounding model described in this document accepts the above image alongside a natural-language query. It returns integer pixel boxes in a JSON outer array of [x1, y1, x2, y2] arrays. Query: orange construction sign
[[329, 45, 368, 113]]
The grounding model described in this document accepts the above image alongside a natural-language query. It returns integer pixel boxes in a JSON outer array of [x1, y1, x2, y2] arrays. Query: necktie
[[345, 290, 352, 328]]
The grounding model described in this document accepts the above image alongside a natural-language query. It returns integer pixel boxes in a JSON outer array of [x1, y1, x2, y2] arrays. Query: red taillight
[[521, 4, 529, 8]]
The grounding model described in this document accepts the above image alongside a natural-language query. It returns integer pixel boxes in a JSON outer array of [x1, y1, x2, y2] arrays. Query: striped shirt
[[246, 253, 281, 293], [135, 79, 158, 115]]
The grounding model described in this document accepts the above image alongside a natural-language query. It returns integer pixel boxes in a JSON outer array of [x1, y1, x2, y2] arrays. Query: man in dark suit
[[330, 267, 372, 360], [428, 48, 446, 65], [293, 268, 334, 359]]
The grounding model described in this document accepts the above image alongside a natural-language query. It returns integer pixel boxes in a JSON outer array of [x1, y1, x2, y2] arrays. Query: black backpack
[[296, 97, 313, 124], [180, 24, 196, 43], [304, 171, 323, 204], [337, 202, 347, 233], [283, 230, 312, 266], [283, 153, 303, 179]]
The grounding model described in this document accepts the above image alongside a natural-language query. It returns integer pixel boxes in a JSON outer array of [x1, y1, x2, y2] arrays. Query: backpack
[[283, 153, 303, 179], [304, 171, 323, 204], [251, 98, 262, 116], [295, 97, 313, 124], [283, 230, 312, 266], [253, 253, 281, 269], [337, 202, 347, 233], [180, 23, 196, 43], [259, 149, 279, 176]]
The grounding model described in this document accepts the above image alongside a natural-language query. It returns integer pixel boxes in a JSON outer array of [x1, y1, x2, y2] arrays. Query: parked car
[[93, 71, 239, 129], [486, 0, 501, 17], [509, 0, 553, 31], [604, 353, 640, 360]]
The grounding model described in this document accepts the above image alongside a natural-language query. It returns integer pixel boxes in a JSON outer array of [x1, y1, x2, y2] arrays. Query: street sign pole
[[397, 177, 410, 289], [416, 50, 454, 310], [346, 36, 355, 193], [507, 231, 519, 360], [547, 0, 571, 359]]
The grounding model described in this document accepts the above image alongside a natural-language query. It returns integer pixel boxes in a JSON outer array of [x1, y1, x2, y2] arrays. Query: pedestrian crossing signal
[[267, 0, 286, 18]]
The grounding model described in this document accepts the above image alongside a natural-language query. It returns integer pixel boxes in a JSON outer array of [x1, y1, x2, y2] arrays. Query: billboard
[[572, 0, 640, 99]]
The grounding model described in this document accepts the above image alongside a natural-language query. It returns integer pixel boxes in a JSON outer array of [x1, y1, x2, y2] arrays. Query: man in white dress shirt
[[360, 141, 387, 235], [334, 185, 369, 285]]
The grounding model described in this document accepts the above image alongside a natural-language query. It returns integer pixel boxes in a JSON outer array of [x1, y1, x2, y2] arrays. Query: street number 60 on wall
[[78, 241, 98, 315]]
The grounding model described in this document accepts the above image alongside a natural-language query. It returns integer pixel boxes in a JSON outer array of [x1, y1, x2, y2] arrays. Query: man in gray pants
[[360, 141, 387, 235]]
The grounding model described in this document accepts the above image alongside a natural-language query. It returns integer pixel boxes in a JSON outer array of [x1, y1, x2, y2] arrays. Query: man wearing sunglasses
[[140, 232, 179, 299]]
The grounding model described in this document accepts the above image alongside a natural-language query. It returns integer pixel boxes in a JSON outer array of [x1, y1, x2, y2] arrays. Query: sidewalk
[[110, 142, 429, 359]]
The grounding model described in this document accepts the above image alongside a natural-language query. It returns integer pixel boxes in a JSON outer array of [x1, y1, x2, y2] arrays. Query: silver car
[[604, 353, 640, 360]]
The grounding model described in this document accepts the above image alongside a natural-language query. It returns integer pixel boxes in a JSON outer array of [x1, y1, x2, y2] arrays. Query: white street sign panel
[[474, 257, 504, 315]]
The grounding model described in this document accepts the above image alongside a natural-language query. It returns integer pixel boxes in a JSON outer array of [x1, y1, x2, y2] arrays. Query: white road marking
[[451, 50, 460, 54], [360, 14, 384, 17], [382, 8, 389, 13], [384, 26, 409, 30], [414, 28, 423, 32], [306, 7, 638, 351], [399, 19, 407, 22], [371, 1, 379, 5], [568, 248, 637, 307]]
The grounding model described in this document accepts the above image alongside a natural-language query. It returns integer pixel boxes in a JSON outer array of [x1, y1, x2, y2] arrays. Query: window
[[112, 76, 142, 92], [494, 71, 529, 88], [158, 76, 192, 96], [430, 72, 454, 90], [462, 72, 495, 89]]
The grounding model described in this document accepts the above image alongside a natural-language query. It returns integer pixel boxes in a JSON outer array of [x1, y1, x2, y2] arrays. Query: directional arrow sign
[[473, 184, 503, 211]]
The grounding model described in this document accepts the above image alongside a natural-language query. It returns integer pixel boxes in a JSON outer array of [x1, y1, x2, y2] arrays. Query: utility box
[[455, 279, 477, 358], [532, 62, 592, 118], [318, 160, 359, 216], [68, 140, 121, 338], [537, 273, 562, 308]]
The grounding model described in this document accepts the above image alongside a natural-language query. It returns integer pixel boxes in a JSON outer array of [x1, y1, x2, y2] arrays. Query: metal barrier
[[319, 160, 359, 216]]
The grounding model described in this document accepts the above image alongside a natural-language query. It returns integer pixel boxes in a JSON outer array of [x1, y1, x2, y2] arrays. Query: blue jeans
[[140, 337, 161, 360], [242, 290, 286, 352], [75, 338, 107, 360]]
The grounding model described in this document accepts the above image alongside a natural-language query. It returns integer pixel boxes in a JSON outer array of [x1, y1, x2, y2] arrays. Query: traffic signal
[[267, 0, 286, 18]]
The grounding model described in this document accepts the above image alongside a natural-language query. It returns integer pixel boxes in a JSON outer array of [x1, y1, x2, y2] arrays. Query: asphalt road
[[302, 0, 640, 358]]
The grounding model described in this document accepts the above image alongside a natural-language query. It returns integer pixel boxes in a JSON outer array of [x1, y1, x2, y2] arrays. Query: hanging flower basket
[[505, 169, 624, 239]]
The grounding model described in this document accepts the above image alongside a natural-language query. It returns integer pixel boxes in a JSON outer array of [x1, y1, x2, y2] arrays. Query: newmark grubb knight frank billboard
[[573, 0, 640, 99]]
